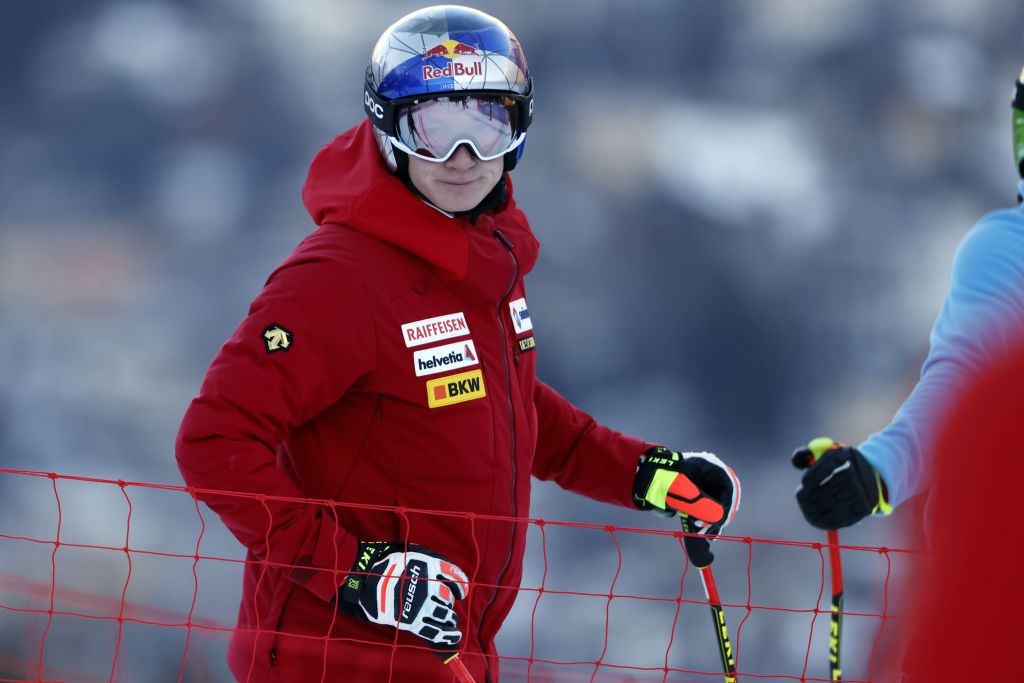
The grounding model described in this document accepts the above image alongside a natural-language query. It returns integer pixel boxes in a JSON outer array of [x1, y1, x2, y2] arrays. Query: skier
[[175, 6, 740, 682], [791, 66, 1024, 531]]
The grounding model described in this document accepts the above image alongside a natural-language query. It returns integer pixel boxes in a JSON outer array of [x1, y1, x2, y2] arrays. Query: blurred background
[[2, 0, 1021, 680]]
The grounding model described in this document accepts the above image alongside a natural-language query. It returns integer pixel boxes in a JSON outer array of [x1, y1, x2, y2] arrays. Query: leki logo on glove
[[509, 297, 532, 334], [262, 323, 292, 353], [413, 339, 479, 376], [426, 369, 485, 408], [402, 313, 469, 348]]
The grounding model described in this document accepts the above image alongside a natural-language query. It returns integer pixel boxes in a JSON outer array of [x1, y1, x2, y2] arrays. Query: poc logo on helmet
[[364, 89, 384, 119]]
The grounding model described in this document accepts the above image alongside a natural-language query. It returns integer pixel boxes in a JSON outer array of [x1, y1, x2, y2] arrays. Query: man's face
[[407, 145, 503, 213]]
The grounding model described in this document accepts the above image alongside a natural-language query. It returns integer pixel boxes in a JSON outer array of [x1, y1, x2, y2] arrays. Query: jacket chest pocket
[[373, 281, 485, 410]]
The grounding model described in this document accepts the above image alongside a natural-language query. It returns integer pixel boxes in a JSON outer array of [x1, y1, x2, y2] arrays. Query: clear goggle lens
[[390, 95, 524, 162]]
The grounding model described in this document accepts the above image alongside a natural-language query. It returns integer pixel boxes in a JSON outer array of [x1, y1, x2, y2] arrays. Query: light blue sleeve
[[858, 189, 1024, 508]]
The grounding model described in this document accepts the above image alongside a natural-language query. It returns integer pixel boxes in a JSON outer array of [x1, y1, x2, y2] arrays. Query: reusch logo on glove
[[426, 369, 485, 408], [401, 563, 423, 622]]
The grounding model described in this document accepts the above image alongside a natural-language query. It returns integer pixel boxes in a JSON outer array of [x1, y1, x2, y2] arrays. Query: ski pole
[[433, 649, 475, 683], [682, 516, 737, 683], [442, 652, 476, 683], [807, 437, 844, 682], [823, 527, 843, 681]]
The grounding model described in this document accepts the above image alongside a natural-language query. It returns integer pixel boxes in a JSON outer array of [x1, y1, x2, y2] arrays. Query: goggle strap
[[364, 86, 395, 133]]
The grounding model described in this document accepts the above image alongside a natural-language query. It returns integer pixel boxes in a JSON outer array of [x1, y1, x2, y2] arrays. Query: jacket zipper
[[478, 229, 519, 682]]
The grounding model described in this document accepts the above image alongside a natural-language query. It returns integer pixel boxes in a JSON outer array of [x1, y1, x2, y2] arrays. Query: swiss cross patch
[[509, 298, 532, 334], [263, 323, 293, 353]]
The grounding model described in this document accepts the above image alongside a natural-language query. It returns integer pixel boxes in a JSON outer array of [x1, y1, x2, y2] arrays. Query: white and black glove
[[339, 541, 469, 653], [633, 447, 741, 567]]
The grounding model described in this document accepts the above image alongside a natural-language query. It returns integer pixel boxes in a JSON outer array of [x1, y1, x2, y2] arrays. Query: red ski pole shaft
[[682, 514, 738, 683], [825, 528, 843, 681], [699, 565, 738, 683], [807, 438, 844, 682], [445, 653, 476, 683]]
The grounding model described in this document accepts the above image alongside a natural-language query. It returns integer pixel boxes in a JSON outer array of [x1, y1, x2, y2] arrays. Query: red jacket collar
[[303, 120, 527, 281]]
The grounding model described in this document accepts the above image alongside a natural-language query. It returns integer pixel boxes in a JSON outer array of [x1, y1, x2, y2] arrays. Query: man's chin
[[431, 191, 486, 214]]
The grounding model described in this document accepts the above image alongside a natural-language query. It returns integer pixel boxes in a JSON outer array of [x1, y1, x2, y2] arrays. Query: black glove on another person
[[793, 437, 891, 530]]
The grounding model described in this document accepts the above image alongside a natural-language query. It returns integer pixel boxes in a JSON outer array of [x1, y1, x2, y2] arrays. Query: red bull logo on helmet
[[421, 39, 483, 80], [422, 40, 479, 59]]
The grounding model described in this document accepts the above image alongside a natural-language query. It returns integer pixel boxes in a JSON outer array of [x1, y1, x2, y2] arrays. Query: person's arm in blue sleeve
[[794, 188, 1024, 530], [859, 195, 1024, 508]]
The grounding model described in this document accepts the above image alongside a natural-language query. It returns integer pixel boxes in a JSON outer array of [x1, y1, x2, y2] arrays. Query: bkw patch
[[426, 369, 486, 408]]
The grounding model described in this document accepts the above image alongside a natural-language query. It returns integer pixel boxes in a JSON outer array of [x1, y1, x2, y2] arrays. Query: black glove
[[633, 447, 741, 567], [793, 437, 891, 530], [339, 541, 469, 653]]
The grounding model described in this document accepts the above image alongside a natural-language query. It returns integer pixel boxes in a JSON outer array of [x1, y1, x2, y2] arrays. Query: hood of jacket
[[302, 119, 534, 281]]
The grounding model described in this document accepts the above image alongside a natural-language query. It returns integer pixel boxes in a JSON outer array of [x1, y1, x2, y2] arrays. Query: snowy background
[[2, 0, 1021, 680]]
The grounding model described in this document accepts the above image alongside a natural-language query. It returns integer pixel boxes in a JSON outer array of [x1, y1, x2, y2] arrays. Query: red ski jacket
[[175, 119, 650, 682]]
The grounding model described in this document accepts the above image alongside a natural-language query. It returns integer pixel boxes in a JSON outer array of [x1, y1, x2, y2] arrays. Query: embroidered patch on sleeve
[[426, 369, 486, 408], [517, 334, 536, 353], [263, 323, 293, 353]]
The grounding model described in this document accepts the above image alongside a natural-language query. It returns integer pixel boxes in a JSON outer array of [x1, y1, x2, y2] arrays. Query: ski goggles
[[364, 88, 533, 162]]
